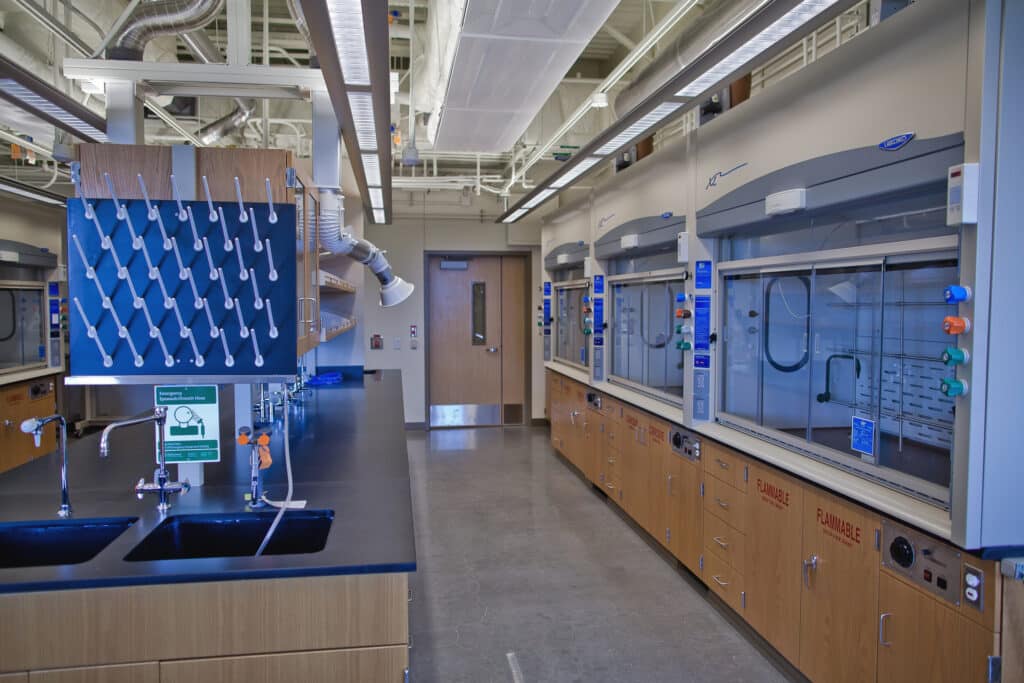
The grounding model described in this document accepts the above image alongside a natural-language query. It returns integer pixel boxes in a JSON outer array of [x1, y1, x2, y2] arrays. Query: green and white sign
[[154, 385, 221, 463]]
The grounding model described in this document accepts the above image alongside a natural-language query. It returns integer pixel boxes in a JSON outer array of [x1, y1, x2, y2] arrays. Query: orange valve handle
[[943, 316, 971, 335], [675, 308, 692, 319], [236, 434, 251, 446]]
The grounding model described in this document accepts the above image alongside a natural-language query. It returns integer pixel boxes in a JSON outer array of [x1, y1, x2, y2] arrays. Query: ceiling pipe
[[178, 30, 257, 145], [107, 0, 225, 60]]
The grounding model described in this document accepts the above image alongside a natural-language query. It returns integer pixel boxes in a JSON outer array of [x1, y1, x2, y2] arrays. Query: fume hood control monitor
[[946, 163, 979, 226]]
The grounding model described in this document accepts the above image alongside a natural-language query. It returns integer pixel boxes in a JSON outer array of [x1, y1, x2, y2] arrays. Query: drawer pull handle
[[607, 457, 616, 464], [717, 459, 730, 470], [802, 554, 819, 588], [606, 483, 615, 490], [713, 536, 729, 549], [879, 613, 892, 647], [715, 497, 730, 510], [712, 575, 729, 588]]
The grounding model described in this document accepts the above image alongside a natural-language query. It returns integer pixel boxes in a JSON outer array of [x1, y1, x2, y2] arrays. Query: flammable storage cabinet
[[544, 241, 592, 373], [595, 214, 691, 408], [691, 0, 1023, 553]]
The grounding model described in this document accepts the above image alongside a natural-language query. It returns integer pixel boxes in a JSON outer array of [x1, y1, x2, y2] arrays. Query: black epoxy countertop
[[0, 370, 416, 593]]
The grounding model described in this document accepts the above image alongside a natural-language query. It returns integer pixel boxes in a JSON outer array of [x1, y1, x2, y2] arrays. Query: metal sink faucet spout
[[21, 414, 70, 517], [100, 406, 190, 513]]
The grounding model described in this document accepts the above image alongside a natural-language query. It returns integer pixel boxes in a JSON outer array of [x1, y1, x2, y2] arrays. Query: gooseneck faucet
[[100, 406, 190, 513], [21, 415, 70, 517]]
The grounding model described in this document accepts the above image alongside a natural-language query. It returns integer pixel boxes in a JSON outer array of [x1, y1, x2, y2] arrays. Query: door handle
[[486, 346, 499, 353], [713, 536, 729, 549], [802, 554, 819, 588], [879, 613, 892, 647], [715, 497, 730, 510], [716, 458, 730, 470], [711, 575, 729, 588]]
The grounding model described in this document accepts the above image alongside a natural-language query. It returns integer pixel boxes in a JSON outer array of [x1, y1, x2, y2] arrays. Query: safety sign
[[154, 385, 221, 463]]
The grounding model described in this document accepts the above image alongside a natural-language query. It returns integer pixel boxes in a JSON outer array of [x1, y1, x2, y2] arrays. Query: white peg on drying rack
[[171, 237, 188, 280], [218, 206, 232, 251], [266, 299, 279, 339], [172, 300, 188, 337], [141, 239, 159, 281], [186, 329, 204, 367], [108, 306, 128, 339], [156, 329, 174, 368], [265, 178, 278, 224], [74, 297, 112, 368], [73, 178, 95, 220], [234, 237, 248, 280], [103, 172, 127, 220], [234, 177, 248, 223], [250, 329, 264, 367], [187, 205, 202, 251], [89, 212, 112, 251], [170, 174, 188, 221], [202, 236, 218, 277], [71, 234, 97, 281], [140, 297, 158, 336], [202, 175, 217, 222], [124, 274, 143, 309], [202, 299, 219, 338], [219, 328, 234, 367], [249, 269, 263, 310], [122, 206, 143, 250], [154, 206, 172, 251], [137, 174, 159, 222], [107, 241, 128, 280], [186, 268, 203, 308], [217, 268, 233, 309], [123, 330, 144, 368], [233, 298, 249, 338], [248, 207, 263, 252], [156, 273, 173, 310], [264, 238, 278, 281]]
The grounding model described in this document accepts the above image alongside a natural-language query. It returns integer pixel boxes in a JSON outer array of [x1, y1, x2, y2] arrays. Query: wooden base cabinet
[[799, 489, 881, 683], [619, 408, 651, 530], [160, 646, 408, 683], [877, 573, 996, 683], [671, 454, 703, 575]]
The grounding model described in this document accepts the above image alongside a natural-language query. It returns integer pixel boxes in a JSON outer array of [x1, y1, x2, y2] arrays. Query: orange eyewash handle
[[943, 316, 971, 335]]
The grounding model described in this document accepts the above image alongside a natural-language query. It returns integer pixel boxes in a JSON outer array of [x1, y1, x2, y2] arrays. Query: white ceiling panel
[[434, 0, 621, 152]]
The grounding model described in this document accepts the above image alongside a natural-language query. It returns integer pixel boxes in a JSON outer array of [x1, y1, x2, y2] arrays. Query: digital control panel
[[882, 519, 965, 607]]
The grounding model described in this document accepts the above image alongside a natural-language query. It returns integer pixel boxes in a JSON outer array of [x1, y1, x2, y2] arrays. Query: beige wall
[[363, 196, 543, 424], [0, 196, 66, 262]]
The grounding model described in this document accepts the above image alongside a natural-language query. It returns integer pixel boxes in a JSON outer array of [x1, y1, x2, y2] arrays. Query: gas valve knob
[[941, 346, 969, 366], [675, 308, 692, 319], [940, 378, 968, 397], [943, 316, 971, 335], [675, 324, 693, 335], [944, 285, 972, 304], [676, 340, 692, 351], [583, 317, 593, 325], [583, 328, 593, 336]]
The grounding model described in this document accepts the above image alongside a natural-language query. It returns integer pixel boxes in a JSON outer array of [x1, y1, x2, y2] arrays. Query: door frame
[[423, 250, 534, 429]]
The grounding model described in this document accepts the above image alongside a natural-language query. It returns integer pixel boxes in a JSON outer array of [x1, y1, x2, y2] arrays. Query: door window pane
[[471, 281, 486, 345]]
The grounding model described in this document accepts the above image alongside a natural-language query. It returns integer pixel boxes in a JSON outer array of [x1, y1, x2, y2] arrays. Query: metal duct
[[318, 189, 414, 308], [107, 0, 225, 60], [286, 0, 314, 58], [178, 30, 256, 145], [614, 0, 762, 117]]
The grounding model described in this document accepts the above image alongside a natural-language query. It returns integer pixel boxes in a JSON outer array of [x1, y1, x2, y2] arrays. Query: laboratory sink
[[124, 509, 334, 562], [0, 517, 138, 569]]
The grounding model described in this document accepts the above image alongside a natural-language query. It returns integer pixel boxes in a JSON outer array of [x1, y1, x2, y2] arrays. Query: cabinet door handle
[[879, 613, 892, 647], [802, 554, 819, 588], [716, 458, 730, 470], [715, 497, 730, 510], [606, 483, 614, 491], [713, 536, 729, 550], [712, 575, 729, 588]]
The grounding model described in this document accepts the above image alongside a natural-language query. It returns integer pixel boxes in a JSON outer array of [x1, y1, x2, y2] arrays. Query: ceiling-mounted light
[[591, 93, 609, 109], [327, 0, 371, 86], [523, 188, 556, 209], [503, 208, 529, 223], [550, 157, 604, 189], [0, 56, 107, 144], [595, 102, 683, 155], [347, 91, 378, 150], [368, 187, 384, 208], [362, 153, 382, 186], [372, 208, 386, 223], [0, 178, 66, 206]]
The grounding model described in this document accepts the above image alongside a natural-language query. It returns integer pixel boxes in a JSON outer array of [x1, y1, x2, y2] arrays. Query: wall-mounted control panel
[[882, 519, 967, 607], [592, 275, 605, 382], [542, 281, 552, 361]]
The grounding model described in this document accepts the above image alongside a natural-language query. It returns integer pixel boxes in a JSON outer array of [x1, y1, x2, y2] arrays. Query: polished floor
[[406, 426, 796, 683]]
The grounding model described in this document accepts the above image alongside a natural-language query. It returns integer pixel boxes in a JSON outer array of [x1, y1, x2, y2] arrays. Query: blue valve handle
[[944, 285, 972, 304]]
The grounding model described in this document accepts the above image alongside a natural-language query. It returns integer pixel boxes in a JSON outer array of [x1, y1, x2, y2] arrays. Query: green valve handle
[[940, 378, 968, 397], [676, 341, 692, 351], [583, 328, 593, 336], [941, 347, 969, 366]]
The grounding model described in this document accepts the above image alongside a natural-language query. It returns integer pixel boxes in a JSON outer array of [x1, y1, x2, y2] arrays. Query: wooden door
[[877, 572, 995, 683], [583, 407, 602, 484], [620, 407, 650, 529], [744, 461, 804, 665], [646, 418, 672, 547], [799, 489, 881, 683], [428, 255, 528, 427], [672, 456, 703, 575]]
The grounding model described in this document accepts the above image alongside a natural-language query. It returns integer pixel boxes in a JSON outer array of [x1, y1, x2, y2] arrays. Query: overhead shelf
[[318, 270, 357, 294], [321, 317, 356, 343]]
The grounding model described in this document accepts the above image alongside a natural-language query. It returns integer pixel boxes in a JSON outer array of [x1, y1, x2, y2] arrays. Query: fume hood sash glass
[[554, 281, 589, 369]]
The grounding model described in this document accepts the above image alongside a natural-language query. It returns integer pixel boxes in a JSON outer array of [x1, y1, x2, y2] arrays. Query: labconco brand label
[[756, 478, 790, 511], [817, 507, 862, 547]]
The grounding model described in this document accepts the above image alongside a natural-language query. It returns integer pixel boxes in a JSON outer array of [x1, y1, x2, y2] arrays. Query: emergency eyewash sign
[[154, 385, 221, 463]]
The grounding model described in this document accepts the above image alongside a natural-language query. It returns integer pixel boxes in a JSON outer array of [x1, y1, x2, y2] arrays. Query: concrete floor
[[406, 426, 797, 683]]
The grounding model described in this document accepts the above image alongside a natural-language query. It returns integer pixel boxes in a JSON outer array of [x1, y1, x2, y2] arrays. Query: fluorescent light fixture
[[503, 208, 530, 223], [0, 64, 107, 144], [327, 0, 371, 86], [373, 208, 386, 223], [523, 188, 556, 209], [550, 156, 604, 189], [348, 91, 378, 150], [368, 187, 384, 208], [362, 153, 382, 186], [595, 102, 683, 155], [0, 179, 65, 206], [677, 0, 839, 97]]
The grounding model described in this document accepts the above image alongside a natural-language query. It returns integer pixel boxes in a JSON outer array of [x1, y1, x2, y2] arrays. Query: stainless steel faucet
[[100, 406, 190, 513], [21, 415, 70, 517]]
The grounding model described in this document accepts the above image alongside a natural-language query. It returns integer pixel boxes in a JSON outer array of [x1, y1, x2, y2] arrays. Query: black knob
[[889, 536, 915, 568], [672, 432, 683, 448]]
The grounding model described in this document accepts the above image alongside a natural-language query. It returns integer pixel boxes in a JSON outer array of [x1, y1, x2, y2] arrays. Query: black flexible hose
[[0, 290, 16, 342], [763, 276, 810, 373]]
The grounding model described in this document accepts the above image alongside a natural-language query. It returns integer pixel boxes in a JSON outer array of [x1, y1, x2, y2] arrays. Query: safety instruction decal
[[695, 261, 713, 290], [851, 416, 875, 456], [154, 385, 221, 463], [593, 275, 605, 294], [543, 282, 552, 296], [694, 296, 711, 351]]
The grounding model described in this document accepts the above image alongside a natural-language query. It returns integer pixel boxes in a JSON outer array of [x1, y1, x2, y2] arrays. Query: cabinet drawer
[[704, 551, 744, 614], [160, 646, 408, 683], [704, 442, 748, 492], [703, 512, 746, 575], [703, 476, 747, 532], [29, 663, 158, 683]]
